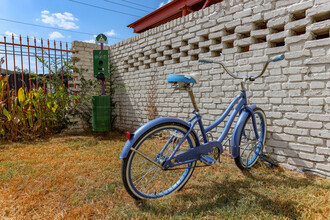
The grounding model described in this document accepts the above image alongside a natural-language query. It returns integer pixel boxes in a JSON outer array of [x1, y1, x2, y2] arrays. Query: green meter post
[[94, 34, 109, 95], [92, 34, 111, 132], [93, 50, 109, 78]]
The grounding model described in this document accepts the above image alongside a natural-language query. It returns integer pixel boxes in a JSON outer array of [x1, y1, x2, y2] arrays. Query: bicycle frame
[[120, 54, 286, 200], [161, 88, 260, 168], [120, 55, 285, 168]]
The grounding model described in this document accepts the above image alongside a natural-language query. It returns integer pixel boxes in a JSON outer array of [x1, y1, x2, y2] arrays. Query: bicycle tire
[[235, 107, 267, 170], [121, 122, 198, 200]]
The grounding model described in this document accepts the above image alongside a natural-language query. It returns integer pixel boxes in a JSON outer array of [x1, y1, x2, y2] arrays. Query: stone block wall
[[72, 0, 330, 175]]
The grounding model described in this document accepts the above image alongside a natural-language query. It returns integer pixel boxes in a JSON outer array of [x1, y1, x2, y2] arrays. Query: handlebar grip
[[198, 59, 213, 63], [270, 54, 285, 62]]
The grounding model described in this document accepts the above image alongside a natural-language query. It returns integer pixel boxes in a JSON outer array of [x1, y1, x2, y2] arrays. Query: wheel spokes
[[239, 112, 264, 167], [129, 127, 194, 197]]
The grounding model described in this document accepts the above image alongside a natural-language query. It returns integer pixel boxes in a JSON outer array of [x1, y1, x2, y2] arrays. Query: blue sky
[[0, 0, 174, 45]]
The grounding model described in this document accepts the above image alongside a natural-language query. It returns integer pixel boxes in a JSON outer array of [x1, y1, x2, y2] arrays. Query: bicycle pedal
[[200, 155, 216, 165]]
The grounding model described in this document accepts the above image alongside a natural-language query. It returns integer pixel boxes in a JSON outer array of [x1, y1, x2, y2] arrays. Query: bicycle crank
[[201, 147, 221, 165], [200, 155, 216, 165], [167, 147, 221, 170]]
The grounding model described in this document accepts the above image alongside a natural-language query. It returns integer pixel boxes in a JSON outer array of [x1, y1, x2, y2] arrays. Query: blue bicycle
[[120, 54, 285, 200]]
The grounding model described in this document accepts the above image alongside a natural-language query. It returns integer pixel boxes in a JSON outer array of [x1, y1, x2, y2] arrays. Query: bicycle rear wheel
[[121, 122, 198, 200], [235, 108, 267, 170]]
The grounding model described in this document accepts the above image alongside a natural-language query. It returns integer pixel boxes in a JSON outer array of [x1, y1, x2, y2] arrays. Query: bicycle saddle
[[167, 72, 201, 84]]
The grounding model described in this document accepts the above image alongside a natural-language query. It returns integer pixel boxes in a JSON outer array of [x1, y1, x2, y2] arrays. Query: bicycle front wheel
[[235, 108, 267, 170], [121, 122, 198, 200]]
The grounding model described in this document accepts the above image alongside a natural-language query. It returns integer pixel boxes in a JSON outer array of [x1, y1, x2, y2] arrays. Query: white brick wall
[[72, 0, 330, 176]]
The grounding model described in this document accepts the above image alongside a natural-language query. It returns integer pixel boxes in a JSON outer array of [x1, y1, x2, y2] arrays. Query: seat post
[[188, 88, 199, 111]]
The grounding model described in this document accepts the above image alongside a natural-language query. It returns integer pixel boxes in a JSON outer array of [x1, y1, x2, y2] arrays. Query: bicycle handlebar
[[270, 54, 285, 62], [198, 59, 213, 63], [199, 54, 285, 80]]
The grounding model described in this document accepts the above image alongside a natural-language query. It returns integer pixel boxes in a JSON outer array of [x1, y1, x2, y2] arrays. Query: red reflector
[[126, 132, 131, 140]]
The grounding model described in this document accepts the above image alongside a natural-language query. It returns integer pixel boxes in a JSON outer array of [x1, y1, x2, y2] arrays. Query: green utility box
[[92, 95, 110, 132], [93, 50, 109, 78]]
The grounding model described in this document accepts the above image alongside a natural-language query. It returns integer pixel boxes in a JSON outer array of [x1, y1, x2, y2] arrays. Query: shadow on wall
[[109, 53, 140, 133], [266, 132, 320, 172]]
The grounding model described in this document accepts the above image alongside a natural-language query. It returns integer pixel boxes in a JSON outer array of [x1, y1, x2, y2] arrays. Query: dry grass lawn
[[0, 132, 329, 219]]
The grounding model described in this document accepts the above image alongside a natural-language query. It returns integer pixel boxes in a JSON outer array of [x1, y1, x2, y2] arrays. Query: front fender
[[119, 117, 200, 159], [231, 104, 256, 158]]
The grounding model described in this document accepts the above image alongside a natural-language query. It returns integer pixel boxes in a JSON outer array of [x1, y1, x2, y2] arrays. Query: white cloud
[[158, 0, 173, 8], [83, 39, 95, 44], [105, 29, 117, 37], [40, 10, 79, 30], [5, 31, 18, 39], [49, 32, 64, 40], [41, 10, 50, 14]]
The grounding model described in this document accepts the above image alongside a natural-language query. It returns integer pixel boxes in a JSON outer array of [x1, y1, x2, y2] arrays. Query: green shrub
[[0, 76, 69, 140], [0, 60, 97, 141]]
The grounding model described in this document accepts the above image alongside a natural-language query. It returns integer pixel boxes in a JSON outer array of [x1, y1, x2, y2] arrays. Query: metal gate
[[0, 34, 75, 96]]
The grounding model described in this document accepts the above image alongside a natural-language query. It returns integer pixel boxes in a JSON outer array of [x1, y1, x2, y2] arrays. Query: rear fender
[[119, 117, 200, 159], [231, 104, 256, 158]]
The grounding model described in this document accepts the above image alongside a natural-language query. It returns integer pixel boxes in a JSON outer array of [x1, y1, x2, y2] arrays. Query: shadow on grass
[[0, 131, 125, 150], [138, 167, 324, 219], [0, 140, 47, 150], [75, 130, 126, 141]]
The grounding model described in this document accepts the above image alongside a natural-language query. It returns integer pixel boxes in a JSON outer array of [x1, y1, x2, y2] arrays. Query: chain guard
[[172, 141, 223, 164]]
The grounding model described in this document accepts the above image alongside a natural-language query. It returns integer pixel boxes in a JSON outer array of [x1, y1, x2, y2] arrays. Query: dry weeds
[[0, 132, 329, 219]]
